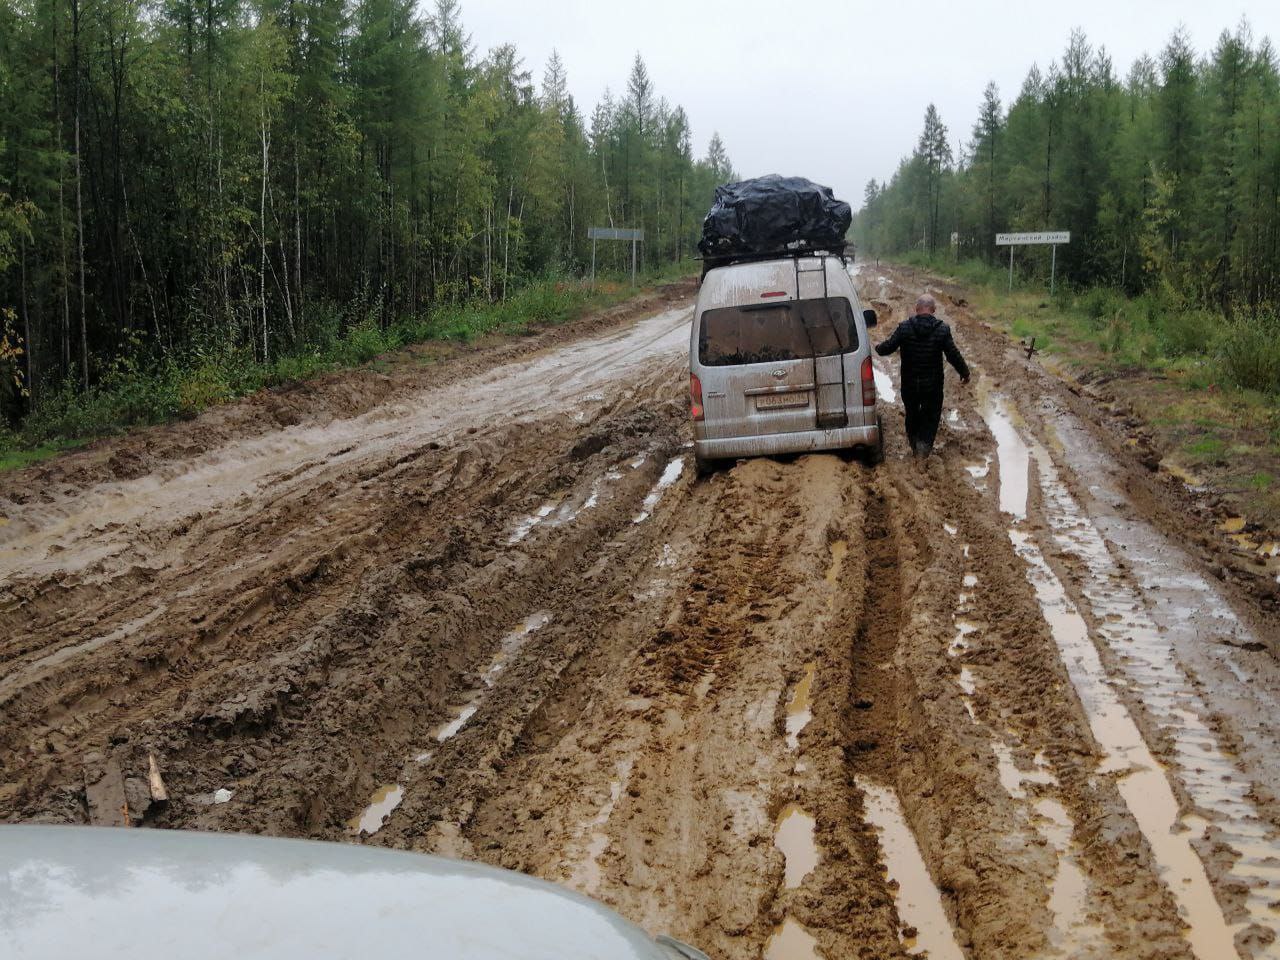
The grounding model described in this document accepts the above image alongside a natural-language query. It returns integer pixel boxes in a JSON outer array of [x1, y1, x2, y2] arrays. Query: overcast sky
[[462, 1, 1279, 212]]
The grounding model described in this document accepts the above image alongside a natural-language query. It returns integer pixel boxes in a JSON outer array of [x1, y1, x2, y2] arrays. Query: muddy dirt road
[[5, 266, 1280, 959]]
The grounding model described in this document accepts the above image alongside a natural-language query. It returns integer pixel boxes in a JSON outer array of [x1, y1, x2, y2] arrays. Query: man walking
[[875, 294, 970, 457]]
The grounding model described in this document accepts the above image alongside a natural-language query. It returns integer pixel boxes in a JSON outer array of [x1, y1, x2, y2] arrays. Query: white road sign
[[996, 231, 1070, 246], [587, 227, 644, 241]]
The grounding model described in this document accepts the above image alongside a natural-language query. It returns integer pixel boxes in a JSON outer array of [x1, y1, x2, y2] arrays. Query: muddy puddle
[[784, 664, 816, 751], [977, 390, 1029, 518], [1219, 517, 1280, 582], [509, 500, 560, 544], [775, 803, 819, 889], [348, 613, 553, 837], [433, 612, 552, 743], [825, 539, 847, 585], [634, 457, 685, 524], [856, 776, 965, 960], [1012, 527, 1238, 959], [348, 783, 404, 836], [764, 918, 823, 960], [949, 545, 1104, 955], [569, 758, 634, 895], [508, 468, 623, 544]]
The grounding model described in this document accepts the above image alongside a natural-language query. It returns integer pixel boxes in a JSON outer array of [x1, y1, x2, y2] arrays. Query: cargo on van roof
[[698, 175, 853, 264]]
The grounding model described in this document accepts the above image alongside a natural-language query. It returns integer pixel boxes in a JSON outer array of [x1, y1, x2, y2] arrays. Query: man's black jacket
[[875, 313, 969, 393]]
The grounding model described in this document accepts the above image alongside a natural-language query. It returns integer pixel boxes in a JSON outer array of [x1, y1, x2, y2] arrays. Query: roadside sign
[[587, 227, 644, 241], [588, 227, 644, 287], [995, 231, 1071, 294], [995, 231, 1070, 246]]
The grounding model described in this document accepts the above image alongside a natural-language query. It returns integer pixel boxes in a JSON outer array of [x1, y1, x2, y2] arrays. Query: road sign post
[[995, 231, 1071, 294], [587, 227, 645, 288]]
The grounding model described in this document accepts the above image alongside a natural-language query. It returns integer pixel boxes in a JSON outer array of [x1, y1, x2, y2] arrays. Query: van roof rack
[[697, 242, 854, 278]]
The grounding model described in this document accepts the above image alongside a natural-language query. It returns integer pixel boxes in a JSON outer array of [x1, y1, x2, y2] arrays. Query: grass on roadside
[[1, 264, 693, 471]]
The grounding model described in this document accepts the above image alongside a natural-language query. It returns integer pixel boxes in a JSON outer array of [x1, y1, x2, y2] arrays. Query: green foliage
[[1248, 471, 1275, 491], [0, 0, 731, 435], [853, 23, 1280, 311], [1185, 434, 1228, 461], [1219, 314, 1280, 395]]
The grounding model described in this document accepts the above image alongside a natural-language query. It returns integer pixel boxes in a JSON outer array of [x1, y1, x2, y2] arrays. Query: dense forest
[[853, 24, 1280, 314], [0, 0, 734, 420]]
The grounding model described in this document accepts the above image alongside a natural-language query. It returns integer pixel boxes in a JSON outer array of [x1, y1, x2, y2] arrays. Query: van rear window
[[698, 298, 858, 367]]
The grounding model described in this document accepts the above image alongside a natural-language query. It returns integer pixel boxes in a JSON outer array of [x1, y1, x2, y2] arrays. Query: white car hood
[[0, 826, 696, 960]]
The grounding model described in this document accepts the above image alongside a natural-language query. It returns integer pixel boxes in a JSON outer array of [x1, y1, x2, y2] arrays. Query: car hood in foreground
[[0, 826, 701, 960]]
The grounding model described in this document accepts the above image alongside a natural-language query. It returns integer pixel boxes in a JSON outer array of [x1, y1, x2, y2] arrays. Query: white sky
[[462, 1, 1280, 211]]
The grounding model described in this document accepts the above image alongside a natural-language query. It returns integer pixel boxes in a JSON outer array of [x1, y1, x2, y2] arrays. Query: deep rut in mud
[[6, 268, 1280, 959]]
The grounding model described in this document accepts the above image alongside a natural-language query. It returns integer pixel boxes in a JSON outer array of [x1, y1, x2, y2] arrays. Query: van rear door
[[696, 298, 857, 441]]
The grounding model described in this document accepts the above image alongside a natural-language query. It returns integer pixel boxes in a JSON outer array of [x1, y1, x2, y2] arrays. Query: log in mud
[[4, 268, 1280, 959]]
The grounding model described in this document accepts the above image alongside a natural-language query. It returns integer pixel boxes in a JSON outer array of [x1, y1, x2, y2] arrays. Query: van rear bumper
[[695, 423, 879, 461]]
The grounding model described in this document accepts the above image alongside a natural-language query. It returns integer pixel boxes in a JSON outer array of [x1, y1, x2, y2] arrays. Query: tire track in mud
[[458, 456, 873, 960], [0, 303, 695, 827]]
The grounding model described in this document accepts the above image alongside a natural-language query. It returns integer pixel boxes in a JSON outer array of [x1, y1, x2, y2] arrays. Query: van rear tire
[[862, 416, 885, 467]]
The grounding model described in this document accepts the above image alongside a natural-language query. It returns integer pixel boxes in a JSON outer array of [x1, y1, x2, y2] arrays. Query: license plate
[[755, 392, 809, 410]]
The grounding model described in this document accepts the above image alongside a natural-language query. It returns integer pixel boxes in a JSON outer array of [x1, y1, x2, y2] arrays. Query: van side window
[[698, 298, 858, 367]]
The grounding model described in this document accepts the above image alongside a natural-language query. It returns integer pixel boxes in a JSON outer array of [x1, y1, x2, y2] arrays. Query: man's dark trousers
[[901, 382, 944, 450]]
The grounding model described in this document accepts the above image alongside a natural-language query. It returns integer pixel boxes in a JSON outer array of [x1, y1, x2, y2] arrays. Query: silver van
[[690, 253, 881, 472]]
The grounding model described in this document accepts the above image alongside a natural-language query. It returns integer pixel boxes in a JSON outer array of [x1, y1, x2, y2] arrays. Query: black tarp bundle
[[698, 175, 852, 260]]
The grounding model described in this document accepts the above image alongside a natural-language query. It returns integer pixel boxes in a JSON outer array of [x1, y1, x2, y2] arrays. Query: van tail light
[[690, 373, 705, 421], [861, 356, 876, 406]]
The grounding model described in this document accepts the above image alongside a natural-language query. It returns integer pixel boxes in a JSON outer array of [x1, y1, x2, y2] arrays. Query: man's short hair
[[915, 294, 936, 313]]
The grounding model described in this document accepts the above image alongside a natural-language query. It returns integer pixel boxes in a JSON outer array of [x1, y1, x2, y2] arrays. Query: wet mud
[[5, 266, 1280, 959]]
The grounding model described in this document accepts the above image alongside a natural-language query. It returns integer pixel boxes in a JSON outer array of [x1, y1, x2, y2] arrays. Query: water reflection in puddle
[[825, 539, 847, 585], [634, 457, 685, 523], [764, 917, 823, 960], [1220, 518, 1280, 581], [965, 456, 992, 484], [434, 612, 552, 742], [775, 804, 819, 889], [785, 663, 816, 751], [856, 776, 965, 960], [508, 501, 559, 544], [980, 395, 1030, 518], [348, 783, 403, 836]]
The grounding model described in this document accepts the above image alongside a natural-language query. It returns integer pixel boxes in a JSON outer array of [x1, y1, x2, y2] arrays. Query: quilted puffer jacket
[[875, 313, 969, 392]]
